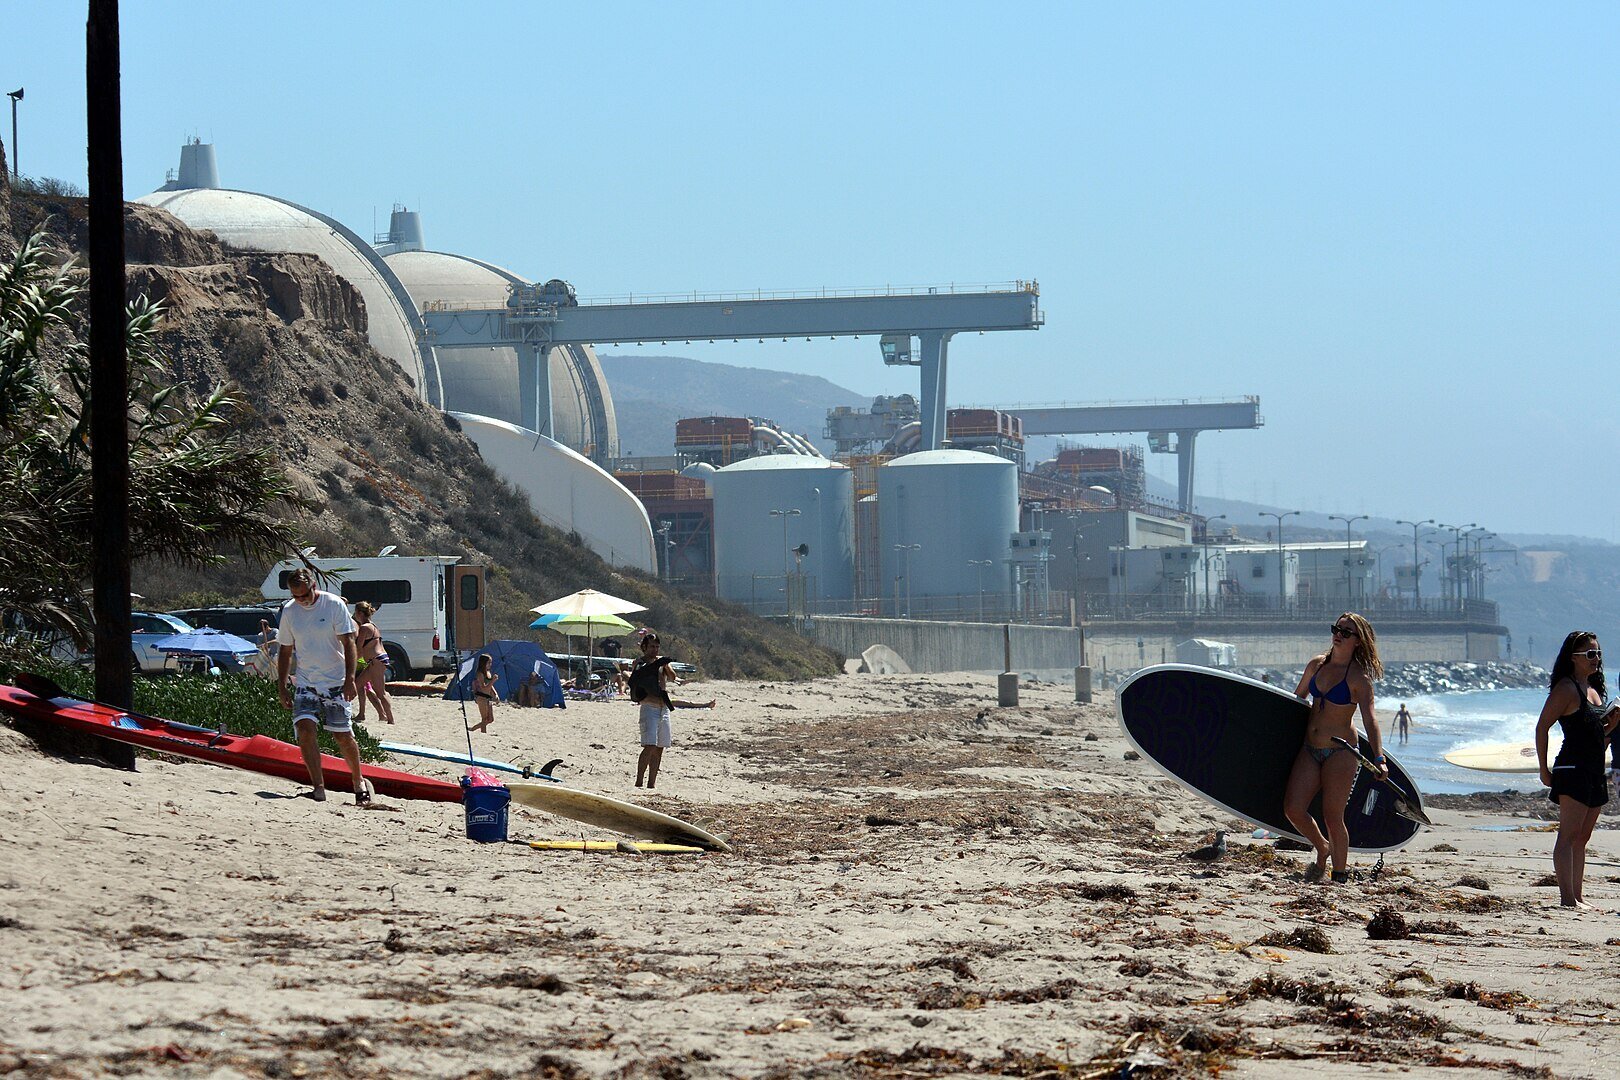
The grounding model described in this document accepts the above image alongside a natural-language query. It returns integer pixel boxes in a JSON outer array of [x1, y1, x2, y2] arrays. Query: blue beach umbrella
[[151, 626, 260, 657]]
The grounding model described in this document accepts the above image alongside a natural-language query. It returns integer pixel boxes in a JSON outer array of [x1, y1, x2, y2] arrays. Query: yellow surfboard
[[528, 840, 707, 854], [507, 782, 731, 851]]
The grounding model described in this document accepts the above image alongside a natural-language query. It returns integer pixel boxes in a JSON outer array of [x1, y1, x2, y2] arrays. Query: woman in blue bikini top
[[1283, 612, 1388, 884]]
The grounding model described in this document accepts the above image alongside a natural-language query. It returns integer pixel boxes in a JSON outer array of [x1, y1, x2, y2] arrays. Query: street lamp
[[6, 88, 21, 183], [894, 543, 921, 617], [768, 508, 801, 574], [968, 559, 993, 620], [1461, 527, 1491, 601], [655, 519, 674, 583], [1198, 514, 1227, 613], [1259, 510, 1301, 612], [1437, 522, 1477, 607], [1394, 518, 1434, 606], [1328, 514, 1369, 604]]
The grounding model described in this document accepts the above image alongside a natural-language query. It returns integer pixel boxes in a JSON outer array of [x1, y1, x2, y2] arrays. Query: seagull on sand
[[1184, 831, 1227, 862]]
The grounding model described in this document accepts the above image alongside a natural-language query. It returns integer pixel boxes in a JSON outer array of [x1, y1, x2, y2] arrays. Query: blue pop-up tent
[[444, 639, 565, 708]]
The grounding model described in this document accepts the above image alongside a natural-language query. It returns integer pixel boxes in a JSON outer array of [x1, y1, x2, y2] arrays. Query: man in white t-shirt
[[277, 568, 367, 804]]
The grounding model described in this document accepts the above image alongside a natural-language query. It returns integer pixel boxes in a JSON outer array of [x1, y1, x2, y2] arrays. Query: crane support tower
[[420, 281, 1042, 448], [1007, 398, 1262, 513]]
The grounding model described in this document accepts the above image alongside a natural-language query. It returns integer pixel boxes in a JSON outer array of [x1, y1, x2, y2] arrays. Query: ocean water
[[1395, 687, 1558, 795]]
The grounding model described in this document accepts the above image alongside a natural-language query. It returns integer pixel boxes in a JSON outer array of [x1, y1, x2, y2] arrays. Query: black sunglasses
[[1575, 648, 1602, 660], [1330, 624, 1359, 639]]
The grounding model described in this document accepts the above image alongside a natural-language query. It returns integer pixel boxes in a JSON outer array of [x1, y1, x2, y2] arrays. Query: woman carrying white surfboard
[[1284, 613, 1388, 884]]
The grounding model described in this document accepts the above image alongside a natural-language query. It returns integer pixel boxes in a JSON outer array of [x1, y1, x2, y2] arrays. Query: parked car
[[130, 611, 197, 673], [167, 605, 281, 645]]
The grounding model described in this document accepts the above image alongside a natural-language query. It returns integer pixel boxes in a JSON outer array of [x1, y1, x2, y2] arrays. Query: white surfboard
[[1443, 741, 1550, 773], [507, 783, 731, 851]]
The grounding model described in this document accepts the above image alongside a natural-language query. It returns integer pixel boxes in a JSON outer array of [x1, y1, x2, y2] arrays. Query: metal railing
[[575, 280, 1040, 307]]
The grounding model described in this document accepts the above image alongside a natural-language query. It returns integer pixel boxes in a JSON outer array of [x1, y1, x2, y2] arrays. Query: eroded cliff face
[[0, 169, 840, 678]]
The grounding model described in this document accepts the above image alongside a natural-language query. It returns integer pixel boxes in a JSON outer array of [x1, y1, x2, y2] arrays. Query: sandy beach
[[1, 672, 1616, 1078]]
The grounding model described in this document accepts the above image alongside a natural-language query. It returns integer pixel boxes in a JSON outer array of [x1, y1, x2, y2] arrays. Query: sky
[[6, 2, 1619, 541]]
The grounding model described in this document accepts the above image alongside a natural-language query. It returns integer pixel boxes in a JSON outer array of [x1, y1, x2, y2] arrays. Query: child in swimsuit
[[1283, 613, 1388, 885], [1535, 632, 1620, 910], [470, 653, 498, 733]]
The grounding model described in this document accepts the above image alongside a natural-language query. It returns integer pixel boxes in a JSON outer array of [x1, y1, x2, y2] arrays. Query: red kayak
[[0, 677, 462, 803]]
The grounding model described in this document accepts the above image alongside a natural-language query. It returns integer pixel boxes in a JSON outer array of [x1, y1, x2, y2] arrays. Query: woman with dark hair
[[1535, 631, 1619, 909], [469, 653, 498, 733], [1284, 612, 1387, 884]]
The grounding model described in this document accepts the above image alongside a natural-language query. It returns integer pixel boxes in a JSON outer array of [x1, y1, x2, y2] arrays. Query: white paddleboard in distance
[[1443, 741, 1549, 773], [508, 783, 731, 852]]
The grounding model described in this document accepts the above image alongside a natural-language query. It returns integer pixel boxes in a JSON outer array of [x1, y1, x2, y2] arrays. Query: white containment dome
[[878, 449, 1018, 617], [136, 186, 441, 407], [385, 248, 618, 463], [449, 414, 655, 573], [711, 456, 855, 614]]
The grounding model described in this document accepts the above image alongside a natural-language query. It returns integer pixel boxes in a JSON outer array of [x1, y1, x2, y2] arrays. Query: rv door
[[451, 565, 487, 652]]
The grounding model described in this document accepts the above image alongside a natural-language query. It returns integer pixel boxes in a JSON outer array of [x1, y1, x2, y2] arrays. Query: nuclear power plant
[[133, 139, 1507, 667]]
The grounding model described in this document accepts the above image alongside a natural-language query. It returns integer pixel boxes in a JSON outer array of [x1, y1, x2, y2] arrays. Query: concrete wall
[[1082, 621, 1500, 675], [801, 616, 1080, 675]]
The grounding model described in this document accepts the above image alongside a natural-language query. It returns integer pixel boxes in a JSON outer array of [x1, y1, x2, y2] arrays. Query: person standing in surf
[[1394, 703, 1412, 745], [1535, 632, 1619, 910], [351, 602, 395, 727], [1284, 612, 1387, 884], [277, 568, 368, 805]]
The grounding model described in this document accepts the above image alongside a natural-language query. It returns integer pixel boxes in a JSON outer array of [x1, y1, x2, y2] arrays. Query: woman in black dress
[[1535, 631, 1620, 909]]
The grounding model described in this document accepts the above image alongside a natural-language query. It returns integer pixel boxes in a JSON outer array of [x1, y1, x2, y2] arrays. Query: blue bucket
[[460, 778, 510, 843]]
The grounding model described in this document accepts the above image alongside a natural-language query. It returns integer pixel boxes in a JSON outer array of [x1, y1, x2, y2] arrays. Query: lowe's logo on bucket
[[460, 778, 511, 843]]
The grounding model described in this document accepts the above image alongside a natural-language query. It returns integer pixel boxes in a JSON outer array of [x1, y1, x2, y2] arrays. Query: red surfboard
[[0, 677, 462, 803]]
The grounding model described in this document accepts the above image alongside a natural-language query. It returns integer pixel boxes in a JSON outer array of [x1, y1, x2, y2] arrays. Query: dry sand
[[0, 672, 1615, 1078]]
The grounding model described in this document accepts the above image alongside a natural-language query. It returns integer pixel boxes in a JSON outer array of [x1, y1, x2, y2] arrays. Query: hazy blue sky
[[7, 3, 1619, 540]]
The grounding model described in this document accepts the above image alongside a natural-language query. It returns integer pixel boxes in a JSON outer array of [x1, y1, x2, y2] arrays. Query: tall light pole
[[1328, 514, 1369, 604], [1438, 522, 1476, 607], [969, 558, 992, 620], [1259, 510, 1301, 612], [768, 508, 801, 573], [1394, 518, 1434, 606], [894, 543, 921, 617], [1462, 527, 1490, 602], [1198, 514, 1227, 613], [769, 508, 801, 616], [6, 88, 21, 182], [655, 519, 674, 583]]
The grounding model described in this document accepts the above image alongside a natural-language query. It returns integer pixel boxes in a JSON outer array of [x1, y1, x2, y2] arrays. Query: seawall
[[798, 615, 1502, 676]]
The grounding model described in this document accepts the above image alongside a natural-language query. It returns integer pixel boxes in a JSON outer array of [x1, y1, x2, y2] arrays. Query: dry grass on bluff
[[2, 184, 839, 681]]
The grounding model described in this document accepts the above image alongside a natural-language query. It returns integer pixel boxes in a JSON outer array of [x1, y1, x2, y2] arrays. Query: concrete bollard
[[998, 671, 1019, 707], [1074, 665, 1092, 704]]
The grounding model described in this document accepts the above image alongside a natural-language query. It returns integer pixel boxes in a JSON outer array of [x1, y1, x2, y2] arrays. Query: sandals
[[355, 778, 375, 807]]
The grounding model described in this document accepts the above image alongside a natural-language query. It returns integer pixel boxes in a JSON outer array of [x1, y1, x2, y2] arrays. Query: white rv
[[261, 553, 488, 677]]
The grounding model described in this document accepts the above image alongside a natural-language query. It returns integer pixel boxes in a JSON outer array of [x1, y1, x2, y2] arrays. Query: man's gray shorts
[[292, 686, 353, 733]]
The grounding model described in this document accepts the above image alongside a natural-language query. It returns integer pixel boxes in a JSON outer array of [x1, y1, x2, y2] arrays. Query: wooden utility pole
[[86, 0, 135, 768]]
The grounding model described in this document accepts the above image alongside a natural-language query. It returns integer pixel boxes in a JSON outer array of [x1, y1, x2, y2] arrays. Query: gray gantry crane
[[1008, 398, 1263, 513], [419, 280, 1043, 449]]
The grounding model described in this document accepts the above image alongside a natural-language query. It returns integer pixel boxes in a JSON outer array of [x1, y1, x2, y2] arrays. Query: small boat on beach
[[0, 675, 463, 802]]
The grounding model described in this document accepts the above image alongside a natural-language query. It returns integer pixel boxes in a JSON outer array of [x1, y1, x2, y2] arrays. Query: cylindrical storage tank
[[711, 457, 855, 615], [878, 450, 1017, 617]]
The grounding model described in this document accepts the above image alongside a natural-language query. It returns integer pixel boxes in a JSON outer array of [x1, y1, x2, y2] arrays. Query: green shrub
[[8, 660, 382, 762]]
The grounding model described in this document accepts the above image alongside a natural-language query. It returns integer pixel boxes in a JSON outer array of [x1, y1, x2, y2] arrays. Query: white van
[[261, 554, 488, 677]]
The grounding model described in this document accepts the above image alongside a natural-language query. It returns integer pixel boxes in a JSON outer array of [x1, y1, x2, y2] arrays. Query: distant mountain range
[[598, 354, 868, 457], [599, 352, 1616, 662]]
